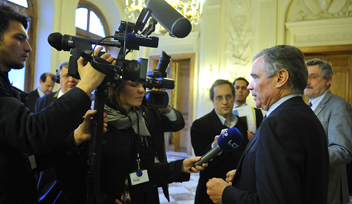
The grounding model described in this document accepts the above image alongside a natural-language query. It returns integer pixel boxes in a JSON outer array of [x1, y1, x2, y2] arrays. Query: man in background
[[304, 58, 352, 204], [26, 72, 55, 112], [35, 61, 79, 111], [35, 61, 79, 204], [191, 79, 248, 204], [232, 77, 263, 140]]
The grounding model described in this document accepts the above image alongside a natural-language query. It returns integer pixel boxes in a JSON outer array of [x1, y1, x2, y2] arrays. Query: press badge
[[130, 169, 149, 186]]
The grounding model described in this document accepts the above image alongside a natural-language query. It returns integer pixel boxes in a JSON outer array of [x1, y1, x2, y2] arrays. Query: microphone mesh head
[[217, 127, 243, 152]]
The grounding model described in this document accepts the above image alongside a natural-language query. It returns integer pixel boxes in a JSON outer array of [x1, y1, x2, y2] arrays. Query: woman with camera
[[55, 79, 206, 204]]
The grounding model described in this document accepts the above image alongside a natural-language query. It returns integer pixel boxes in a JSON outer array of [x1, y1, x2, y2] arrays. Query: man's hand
[[247, 130, 254, 140], [206, 178, 230, 204], [73, 110, 108, 146], [225, 169, 236, 185], [182, 156, 208, 173], [76, 47, 116, 96], [213, 135, 219, 146]]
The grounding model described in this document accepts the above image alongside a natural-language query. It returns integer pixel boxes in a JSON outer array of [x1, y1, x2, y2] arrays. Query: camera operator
[[143, 88, 185, 202], [0, 2, 113, 203], [54, 80, 207, 204]]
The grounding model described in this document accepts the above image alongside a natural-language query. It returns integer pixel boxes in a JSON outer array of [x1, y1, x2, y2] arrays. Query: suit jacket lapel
[[209, 109, 227, 133], [314, 90, 332, 116]]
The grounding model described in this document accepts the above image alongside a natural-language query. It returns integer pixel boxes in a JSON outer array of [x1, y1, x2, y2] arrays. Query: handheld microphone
[[145, 0, 192, 38], [192, 128, 243, 168], [48, 32, 121, 51]]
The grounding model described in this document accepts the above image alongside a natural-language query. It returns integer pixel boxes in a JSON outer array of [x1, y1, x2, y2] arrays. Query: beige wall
[[33, 0, 352, 118]]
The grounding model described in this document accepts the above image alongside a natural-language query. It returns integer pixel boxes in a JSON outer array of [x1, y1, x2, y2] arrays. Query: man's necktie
[[121, 178, 131, 204], [307, 101, 312, 107]]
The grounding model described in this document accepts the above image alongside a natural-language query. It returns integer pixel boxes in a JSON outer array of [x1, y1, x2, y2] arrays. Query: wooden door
[[299, 45, 352, 106], [170, 59, 191, 153], [149, 53, 195, 155]]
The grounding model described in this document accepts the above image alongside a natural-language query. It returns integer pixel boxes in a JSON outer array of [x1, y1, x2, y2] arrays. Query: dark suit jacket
[[35, 91, 58, 113], [222, 97, 329, 204], [26, 89, 40, 112], [191, 109, 248, 204], [0, 72, 91, 204], [35, 91, 70, 204]]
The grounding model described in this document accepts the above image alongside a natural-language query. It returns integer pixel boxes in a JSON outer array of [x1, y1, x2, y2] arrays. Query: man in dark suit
[[304, 59, 352, 204], [35, 61, 79, 204], [232, 77, 264, 140], [26, 72, 55, 112], [206, 45, 329, 204], [191, 79, 248, 204]]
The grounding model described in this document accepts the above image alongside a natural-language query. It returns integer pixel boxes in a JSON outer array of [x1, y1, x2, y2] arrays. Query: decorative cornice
[[295, 31, 352, 43], [292, 0, 352, 21], [150, 32, 199, 55]]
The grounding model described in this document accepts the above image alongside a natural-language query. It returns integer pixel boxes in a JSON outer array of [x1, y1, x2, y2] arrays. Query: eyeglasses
[[308, 75, 324, 80], [61, 74, 75, 79], [214, 94, 234, 102], [235, 86, 248, 91]]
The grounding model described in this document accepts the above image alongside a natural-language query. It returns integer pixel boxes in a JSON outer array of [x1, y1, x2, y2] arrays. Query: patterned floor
[[158, 151, 199, 204]]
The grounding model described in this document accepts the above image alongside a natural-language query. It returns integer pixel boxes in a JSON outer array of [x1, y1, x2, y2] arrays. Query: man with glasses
[[304, 58, 352, 204], [190, 79, 248, 204], [232, 77, 264, 140]]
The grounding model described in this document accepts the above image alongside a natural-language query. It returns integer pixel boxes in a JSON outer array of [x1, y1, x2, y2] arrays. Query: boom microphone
[[48, 32, 121, 51], [145, 0, 192, 38], [192, 128, 243, 168]]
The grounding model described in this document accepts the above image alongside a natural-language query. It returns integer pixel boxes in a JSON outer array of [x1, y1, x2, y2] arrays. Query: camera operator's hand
[[76, 47, 116, 96], [73, 110, 108, 146]]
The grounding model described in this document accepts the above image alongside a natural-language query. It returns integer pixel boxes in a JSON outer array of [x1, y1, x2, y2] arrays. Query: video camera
[[47, 1, 192, 203], [47, 0, 191, 107]]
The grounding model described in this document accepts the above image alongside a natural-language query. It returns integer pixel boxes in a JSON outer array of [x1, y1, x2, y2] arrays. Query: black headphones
[[55, 61, 69, 83], [55, 66, 60, 83]]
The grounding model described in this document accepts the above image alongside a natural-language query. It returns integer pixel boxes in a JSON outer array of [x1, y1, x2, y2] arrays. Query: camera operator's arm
[[158, 105, 176, 120], [158, 105, 185, 132], [73, 110, 108, 146], [76, 47, 116, 96]]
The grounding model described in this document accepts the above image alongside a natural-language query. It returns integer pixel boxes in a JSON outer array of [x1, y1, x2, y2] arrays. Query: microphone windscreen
[[217, 127, 243, 152], [48, 32, 63, 51], [146, 0, 192, 38]]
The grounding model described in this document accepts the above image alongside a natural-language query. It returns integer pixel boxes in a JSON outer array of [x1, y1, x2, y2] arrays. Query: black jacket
[[223, 97, 329, 204], [26, 89, 40, 112], [55, 103, 186, 204], [0, 71, 91, 204], [190, 109, 248, 204]]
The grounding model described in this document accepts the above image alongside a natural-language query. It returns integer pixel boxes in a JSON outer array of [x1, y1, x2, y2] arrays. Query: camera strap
[[80, 52, 117, 82]]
